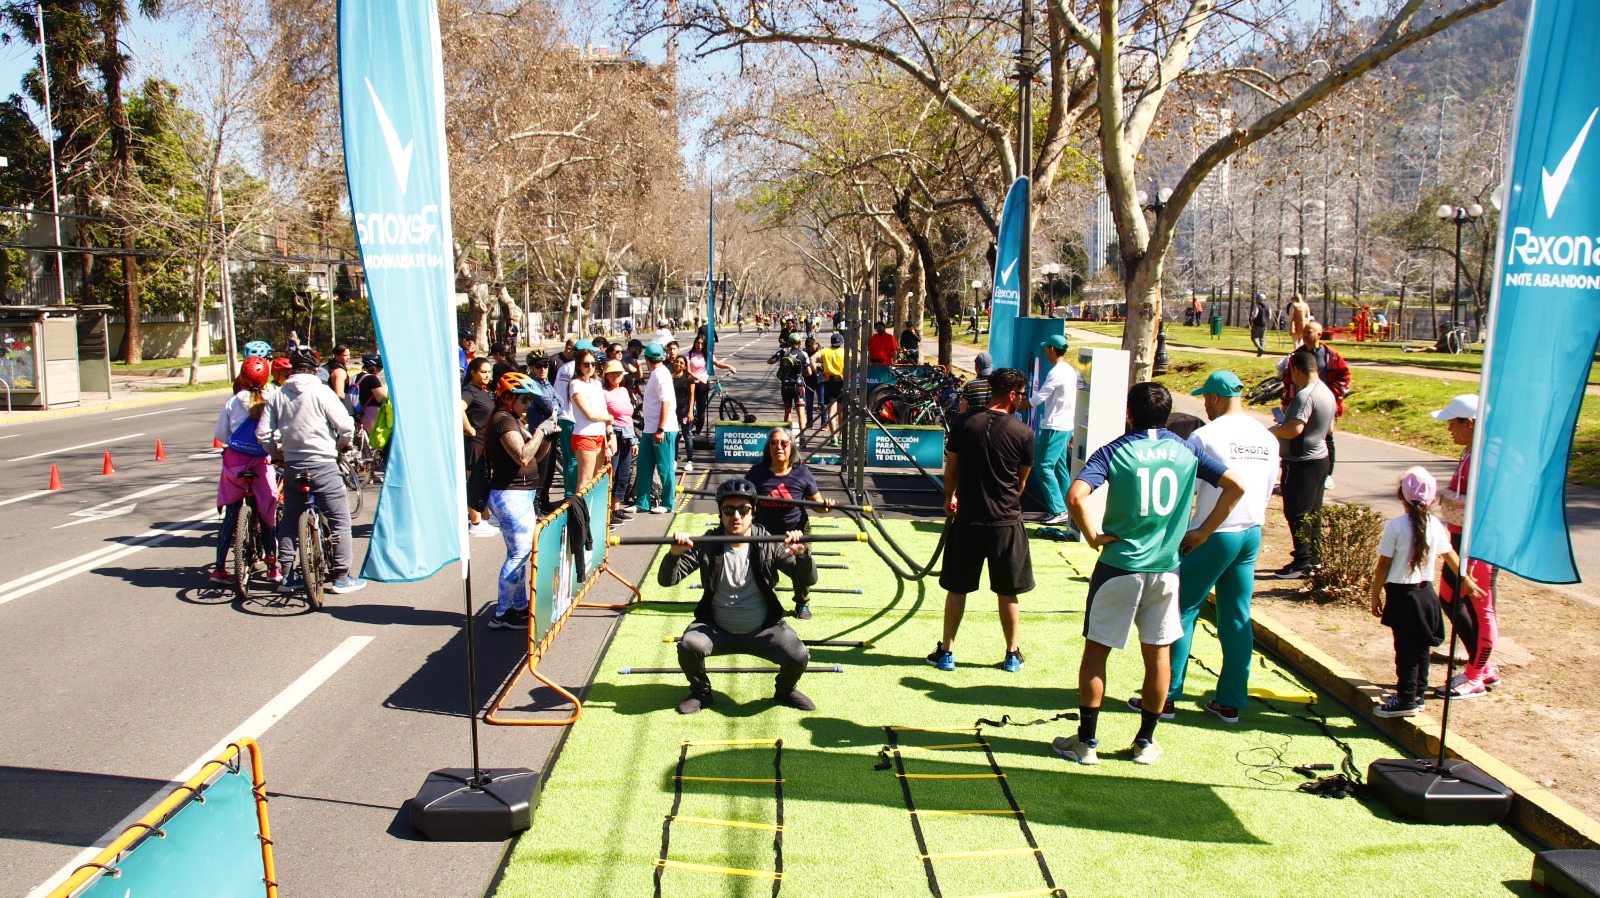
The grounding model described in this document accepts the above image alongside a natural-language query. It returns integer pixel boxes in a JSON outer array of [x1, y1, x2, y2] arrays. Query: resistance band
[[620, 665, 844, 675]]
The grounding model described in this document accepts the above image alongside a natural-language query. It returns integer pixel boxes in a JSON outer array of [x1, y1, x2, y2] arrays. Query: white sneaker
[[328, 575, 367, 594], [682, 461, 695, 473], [1042, 511, 1073, 525], [649, 506, 669, 515], [468, 521, 499, 537], [1324, 476, 1335, 490], [1052, 735, 1099, 765], [1130, 738, 1163, 766]]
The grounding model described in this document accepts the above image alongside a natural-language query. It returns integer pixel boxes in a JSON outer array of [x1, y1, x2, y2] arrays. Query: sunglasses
[[770, 441, 791, 448], [720, 505, 754, 517], [579, 361, 596, 368]]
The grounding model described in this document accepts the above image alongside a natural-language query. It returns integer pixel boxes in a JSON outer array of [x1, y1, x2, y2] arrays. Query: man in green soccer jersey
[[1055, 383, 1247, 766]]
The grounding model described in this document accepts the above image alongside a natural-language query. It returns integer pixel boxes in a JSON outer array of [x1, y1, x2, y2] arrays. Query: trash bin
[[1210, 314, 1223, 338]]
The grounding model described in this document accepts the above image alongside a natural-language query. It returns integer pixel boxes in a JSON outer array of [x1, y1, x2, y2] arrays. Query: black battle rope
[[1187, 651, 1365, 797]]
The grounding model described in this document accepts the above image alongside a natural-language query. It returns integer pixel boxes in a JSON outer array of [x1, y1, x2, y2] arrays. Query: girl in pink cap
[[1369, 466, 1484, 718]]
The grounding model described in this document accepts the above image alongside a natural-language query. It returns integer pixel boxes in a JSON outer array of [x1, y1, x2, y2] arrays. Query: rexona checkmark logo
[[1000, 260, 1018, 285], [366, 78, 414, 196], [1542, 108, 1597, 219]]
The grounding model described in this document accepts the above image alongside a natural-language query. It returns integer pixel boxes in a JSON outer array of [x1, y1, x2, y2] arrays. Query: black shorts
[[938, 521, 1034, 596], [781, 382, 805, 408], [465, 459, 490, 512], [821, 380, 843, 406]]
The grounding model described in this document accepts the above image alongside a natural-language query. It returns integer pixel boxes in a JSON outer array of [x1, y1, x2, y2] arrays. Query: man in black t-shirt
[[929, 367, 1035, 674]]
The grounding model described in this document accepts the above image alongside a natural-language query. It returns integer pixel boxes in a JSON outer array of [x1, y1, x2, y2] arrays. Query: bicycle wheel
[[231, 503, 255, 599], [719, 396, 749, 422], [1245, 376, 1283, 406], [1446, 329, 1465, 355], [340, 457, 364, 516], [299, 512, 325, 611]]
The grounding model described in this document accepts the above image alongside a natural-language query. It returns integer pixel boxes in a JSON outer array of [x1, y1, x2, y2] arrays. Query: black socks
[[1136, 710, 1159, 744], [1078, 706, 1100, 743]]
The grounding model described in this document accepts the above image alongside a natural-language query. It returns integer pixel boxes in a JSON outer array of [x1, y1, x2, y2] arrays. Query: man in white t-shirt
[[1164, 370, 1280, 724], [636, 342, 679, 514], [1018, 333, 1078, 525]]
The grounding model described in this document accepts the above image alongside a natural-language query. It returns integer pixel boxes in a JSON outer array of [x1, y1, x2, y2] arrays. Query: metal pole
[[219, 199, 237, 375], [1451, 216, 1463, 332], [1015, 0, 1035, 318], [34, 3, 66, 306]]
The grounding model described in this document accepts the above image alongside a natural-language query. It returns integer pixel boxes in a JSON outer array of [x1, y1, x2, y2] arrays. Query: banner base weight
[[409, 767, 539, 841]]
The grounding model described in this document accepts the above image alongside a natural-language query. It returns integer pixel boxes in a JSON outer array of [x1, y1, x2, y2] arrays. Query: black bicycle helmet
[[361, 352, 383, 370], [288, 348, 321, 371], [715, 477, 759, 505]]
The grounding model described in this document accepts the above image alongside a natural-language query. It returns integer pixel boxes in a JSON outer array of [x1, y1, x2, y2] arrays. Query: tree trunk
[[1121, 258, 1165, 383]]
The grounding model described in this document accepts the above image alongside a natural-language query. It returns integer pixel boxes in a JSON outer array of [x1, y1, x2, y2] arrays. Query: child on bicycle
[[210, 356, 280, 586], [1369, 466, 1483, 718]]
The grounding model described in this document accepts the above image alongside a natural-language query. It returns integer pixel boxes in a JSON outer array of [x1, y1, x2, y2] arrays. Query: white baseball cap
[[1431, 394, 1479, 421]]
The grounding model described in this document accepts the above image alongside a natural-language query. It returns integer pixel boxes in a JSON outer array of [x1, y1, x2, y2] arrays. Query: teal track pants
[[1168, 526, 1261, 710], [1035, 428, 1072, 515], [635, 432, 678, 513]]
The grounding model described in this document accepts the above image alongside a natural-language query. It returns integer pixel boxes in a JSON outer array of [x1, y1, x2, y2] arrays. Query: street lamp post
[[1436, 203, 1483, 338], [1040, 262, 1061, 316], [1282, 247, 1307, 301], [1139, 184, 1173, 374]]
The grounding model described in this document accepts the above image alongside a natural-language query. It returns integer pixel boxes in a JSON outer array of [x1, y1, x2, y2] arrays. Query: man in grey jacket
[[257, 349, 365, 595]]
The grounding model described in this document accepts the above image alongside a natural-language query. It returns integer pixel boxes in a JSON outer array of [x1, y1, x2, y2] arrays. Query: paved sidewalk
[[942, 334, 1600, 608], [0, 375, 230, 426]]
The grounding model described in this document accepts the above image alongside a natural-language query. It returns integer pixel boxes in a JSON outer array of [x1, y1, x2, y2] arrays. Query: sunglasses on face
[[579, 361, 595, 368], [771, 441, 791, 448], [720, 505, 754, 517]]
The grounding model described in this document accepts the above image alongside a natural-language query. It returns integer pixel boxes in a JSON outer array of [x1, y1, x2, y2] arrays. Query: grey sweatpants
[[678, 619, 810, 696], [277, 459, 354, 578]]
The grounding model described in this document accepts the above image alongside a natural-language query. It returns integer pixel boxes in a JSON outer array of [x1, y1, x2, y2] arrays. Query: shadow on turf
[[666, 744, 1269, 845]]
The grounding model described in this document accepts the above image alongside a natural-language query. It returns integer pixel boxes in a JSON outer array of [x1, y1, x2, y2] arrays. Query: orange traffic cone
[[155, 439, 167, 461], [102, 452, 115, 476], [213, 437, 225, 449], [48, 464, 62, 490]]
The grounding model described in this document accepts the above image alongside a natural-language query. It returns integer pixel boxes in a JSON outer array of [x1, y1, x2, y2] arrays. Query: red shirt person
[[868, 322, 898, 365]]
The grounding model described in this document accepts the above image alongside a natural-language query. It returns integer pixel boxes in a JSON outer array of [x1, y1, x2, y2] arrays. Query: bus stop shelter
[[0, 304, 113, 412]]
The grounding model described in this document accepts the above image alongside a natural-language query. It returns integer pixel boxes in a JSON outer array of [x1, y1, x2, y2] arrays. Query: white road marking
[[0, 507, 219, 607], [0, 433, 19, 440], [113, 407, 185, 421], [189, 449, 223, 460], [24, 636, 376, 898], [8, 433, 146, 463], [0, 488, 52, 508], [52, 477, 205, 529]]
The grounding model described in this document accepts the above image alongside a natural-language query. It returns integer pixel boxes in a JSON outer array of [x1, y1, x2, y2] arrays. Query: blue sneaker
[[925, 643, 955, 672], [1002, 650, 1024, 673]]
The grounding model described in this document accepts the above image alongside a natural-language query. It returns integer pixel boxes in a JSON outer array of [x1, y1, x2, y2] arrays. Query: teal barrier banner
[[864, 425, 945, 469], [80, 762, 266, 897], [533, 509, 565, 640], [716, 421, 787, 464], [583, 468, 611, 572]]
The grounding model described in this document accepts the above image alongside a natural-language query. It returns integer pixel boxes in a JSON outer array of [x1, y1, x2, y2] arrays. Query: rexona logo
[[354, 79, 444, 271], [1504, 106, 1600, 290], [994, 258, 1021, 304]]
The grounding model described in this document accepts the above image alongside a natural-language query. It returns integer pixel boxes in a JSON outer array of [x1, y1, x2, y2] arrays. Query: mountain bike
[[292, 472, 338, 611], [229, 468, 280, 600], [338, 447, 365, 516], [1245, 375, 1284, 406], [706, 376, 755, 424]]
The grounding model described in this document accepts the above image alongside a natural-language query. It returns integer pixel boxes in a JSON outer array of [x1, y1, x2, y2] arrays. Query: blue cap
[[1191, 370, 1243, 397]]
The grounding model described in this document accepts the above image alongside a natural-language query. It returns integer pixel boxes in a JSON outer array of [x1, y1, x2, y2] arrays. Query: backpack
[[370, 398, 394, 451], [778, 348, 805, 385]]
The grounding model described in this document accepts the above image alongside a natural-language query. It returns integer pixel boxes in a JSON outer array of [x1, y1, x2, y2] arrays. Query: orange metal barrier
[[485, 464, 640, 726], [49, 738, 277, 898]]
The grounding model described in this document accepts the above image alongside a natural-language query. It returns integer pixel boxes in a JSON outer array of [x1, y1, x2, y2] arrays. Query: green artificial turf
[[494, 519, 1536, 898]]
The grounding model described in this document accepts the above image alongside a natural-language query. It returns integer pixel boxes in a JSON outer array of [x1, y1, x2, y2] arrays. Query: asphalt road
[[0, 327, 806, 897]]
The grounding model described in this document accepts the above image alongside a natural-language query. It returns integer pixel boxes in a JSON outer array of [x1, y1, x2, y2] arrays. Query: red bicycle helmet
[[240, 356, 270, 389]]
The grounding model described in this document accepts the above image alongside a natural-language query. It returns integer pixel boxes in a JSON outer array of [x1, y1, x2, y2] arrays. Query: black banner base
[[1366, 758, 1512, 826], [1533, 850, 1600, 897], [409, 767, 539, 841]]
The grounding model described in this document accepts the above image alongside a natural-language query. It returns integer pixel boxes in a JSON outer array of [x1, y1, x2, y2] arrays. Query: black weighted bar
[[680, 488, 872, 514], [608, 532, 868, 546], [662, 636, 872, 648], [619, 665, 845, 674], [688, 583, 863, 595]]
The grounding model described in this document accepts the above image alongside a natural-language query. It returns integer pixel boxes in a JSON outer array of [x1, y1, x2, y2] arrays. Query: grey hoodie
[[257, 372, 354, 466]]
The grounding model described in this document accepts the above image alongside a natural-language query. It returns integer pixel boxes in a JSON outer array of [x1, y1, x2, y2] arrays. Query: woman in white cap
[[602, 359, 636, 524]]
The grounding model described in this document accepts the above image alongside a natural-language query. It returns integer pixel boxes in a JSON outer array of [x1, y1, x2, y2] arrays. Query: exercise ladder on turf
[[884, 725, 1064, 898], [654, 738, 786, 898]]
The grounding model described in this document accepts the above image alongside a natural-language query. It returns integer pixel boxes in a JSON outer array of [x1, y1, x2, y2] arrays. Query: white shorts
[[1083, 562, 1181, 648]]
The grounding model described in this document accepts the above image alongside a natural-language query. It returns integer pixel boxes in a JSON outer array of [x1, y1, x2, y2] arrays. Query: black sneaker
[[1273, 564, 1308, 580], [793, 601, 812, 621], [1127, 695, 1177, 720], [677, 692, 714, 715], [775, 689, 816, 711], [488, 608, 529, 630]]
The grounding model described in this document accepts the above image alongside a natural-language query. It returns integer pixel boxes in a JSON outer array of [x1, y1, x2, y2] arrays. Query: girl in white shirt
[[1369, 466, 1482, 718]]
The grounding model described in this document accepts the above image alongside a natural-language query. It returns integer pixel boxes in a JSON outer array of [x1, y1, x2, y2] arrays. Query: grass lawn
[[112, 355, 226, 370], [147, 379, 233, 393], [493, 519, 1536, 898]]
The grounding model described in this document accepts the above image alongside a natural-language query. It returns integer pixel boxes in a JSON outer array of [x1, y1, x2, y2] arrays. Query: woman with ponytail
[[1369, 466, 1483, 718]]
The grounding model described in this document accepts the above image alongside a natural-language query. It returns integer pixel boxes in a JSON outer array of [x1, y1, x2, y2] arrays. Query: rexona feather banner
[[987, 177, 1030, 372], [1470, 0, 1600, 584], [338, 0, 467, 581]]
